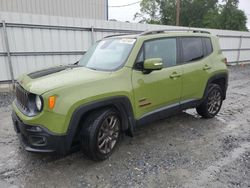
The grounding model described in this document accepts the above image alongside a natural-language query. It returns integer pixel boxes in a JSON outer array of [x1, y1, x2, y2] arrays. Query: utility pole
[[176, 0, 180, 26]]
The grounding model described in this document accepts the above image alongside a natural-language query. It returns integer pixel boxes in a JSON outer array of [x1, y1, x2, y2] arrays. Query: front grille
[[16, 84, 30, 112]]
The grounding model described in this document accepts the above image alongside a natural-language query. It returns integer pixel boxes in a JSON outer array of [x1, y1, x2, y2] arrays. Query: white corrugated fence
[[0, 11, 250, 83]]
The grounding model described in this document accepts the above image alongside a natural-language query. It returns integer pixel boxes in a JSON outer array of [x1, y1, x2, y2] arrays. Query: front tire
[[80, 108, 121, 161], [196, 84, 223, 118]]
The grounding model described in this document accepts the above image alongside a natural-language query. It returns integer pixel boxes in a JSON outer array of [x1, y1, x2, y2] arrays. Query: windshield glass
[[79, 38, 136, 71]]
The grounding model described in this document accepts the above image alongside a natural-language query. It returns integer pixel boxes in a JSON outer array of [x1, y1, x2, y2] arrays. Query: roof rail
[[103, 33, 134, 39], [139, 29, 210, 36]]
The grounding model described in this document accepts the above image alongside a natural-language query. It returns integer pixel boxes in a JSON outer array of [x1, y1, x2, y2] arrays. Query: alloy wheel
[[207, 89, 222, 115], [97, 115, 120, 154]]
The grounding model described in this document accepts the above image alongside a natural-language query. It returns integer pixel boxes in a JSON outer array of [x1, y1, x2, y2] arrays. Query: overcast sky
[[108, 0, 250, 29]]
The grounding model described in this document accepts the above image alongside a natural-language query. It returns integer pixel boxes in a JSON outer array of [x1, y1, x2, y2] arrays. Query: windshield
[[79, 38, 136, 71]]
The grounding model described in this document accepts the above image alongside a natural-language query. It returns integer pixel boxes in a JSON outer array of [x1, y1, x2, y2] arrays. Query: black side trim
[[136, 98, 206, 126], [136, 103, 180, 126], [180, 99, 203, 110], [65, 96, 135, 151]]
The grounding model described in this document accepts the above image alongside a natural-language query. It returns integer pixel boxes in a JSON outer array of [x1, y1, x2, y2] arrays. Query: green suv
[[12, 29, 228, 161]]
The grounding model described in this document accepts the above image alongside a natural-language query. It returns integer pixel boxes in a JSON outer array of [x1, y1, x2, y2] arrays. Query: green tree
[[203, 5, 221, 29], [219, 0, 248, 31], [135, 0, 248, 31], [177, 0, 218, 27], [158, 0, 176, 25], [135, 0, 218, 27], [134, 0, 161, 24]]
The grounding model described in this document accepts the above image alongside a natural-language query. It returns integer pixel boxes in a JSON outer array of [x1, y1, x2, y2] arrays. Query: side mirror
[[143, 58, 163, 73]]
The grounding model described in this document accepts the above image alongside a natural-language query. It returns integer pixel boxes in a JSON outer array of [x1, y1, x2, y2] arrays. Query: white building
[[0, 0, 108, 20]]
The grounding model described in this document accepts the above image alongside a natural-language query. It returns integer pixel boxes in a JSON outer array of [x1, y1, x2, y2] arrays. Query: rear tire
[[80, 108, 121, 161], [196, 84, 223, 118]]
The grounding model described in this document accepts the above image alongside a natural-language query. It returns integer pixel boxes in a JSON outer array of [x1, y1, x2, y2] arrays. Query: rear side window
[[144, 38, 177, 67], [181, 37, 204, 63], [203, 37, 213, 55]]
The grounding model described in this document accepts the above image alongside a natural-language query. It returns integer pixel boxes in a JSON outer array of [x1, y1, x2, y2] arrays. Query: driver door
[[132, 38, 182, 119]]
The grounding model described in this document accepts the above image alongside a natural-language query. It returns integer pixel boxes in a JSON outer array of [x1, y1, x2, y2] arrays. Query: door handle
[[170, 72, 181, 79], [203, 64, 212, 70]]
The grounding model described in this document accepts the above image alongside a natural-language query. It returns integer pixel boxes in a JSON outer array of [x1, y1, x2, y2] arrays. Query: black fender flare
[[65, 96, 135, 151], [203, 72, 228, 100]]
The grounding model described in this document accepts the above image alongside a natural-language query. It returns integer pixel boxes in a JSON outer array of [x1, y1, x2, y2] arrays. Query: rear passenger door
[[180, 37, 213, 103]]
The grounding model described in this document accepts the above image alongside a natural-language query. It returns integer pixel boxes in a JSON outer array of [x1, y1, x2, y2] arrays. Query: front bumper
[[12, 112, 68, 154]]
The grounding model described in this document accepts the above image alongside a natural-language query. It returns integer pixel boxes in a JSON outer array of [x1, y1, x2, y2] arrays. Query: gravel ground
[[0, 65, 250, 188], [0, 92, 14, 112]]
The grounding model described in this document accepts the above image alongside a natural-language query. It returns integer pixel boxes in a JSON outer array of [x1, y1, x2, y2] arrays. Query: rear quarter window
[[203, 37, 213, 55]]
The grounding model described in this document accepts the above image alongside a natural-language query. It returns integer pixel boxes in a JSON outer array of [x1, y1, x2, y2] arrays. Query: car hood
[[18, 65, 111, 95]]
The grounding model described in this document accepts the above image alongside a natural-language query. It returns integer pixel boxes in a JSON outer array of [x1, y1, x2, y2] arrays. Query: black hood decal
[[28, 65, 81, 79]]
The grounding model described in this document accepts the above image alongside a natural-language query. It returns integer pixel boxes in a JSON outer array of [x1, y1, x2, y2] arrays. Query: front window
[[144, 38, 177, 67], [79, 38, 136, 71], [135, 38, 177, 69]]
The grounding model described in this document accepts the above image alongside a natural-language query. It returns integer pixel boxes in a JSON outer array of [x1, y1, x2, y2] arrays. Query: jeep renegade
[[12, 29, 228, 161]]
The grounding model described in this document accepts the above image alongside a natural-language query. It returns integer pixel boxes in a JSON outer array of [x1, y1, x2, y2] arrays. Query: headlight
[[35, 95, 43, 111]]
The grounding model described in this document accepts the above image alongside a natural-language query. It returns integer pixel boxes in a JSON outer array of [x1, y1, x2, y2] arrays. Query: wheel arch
[[65, 96, 135, 151], [203, 72, 228, 100]]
